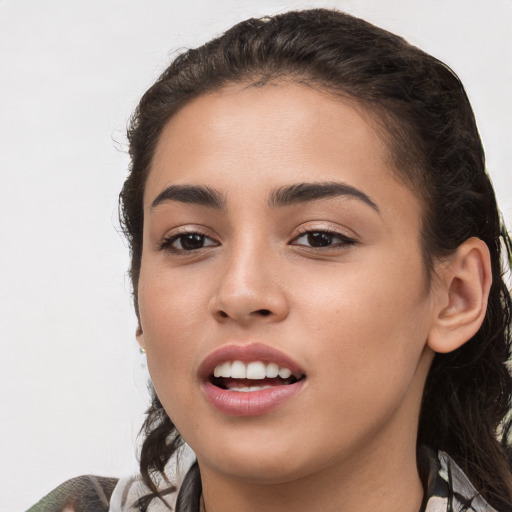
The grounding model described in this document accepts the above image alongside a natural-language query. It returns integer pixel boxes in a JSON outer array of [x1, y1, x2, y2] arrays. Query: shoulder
[[419, 447, 504, 512], [27, 475, 119, 512], [28, 447, 197, 511]]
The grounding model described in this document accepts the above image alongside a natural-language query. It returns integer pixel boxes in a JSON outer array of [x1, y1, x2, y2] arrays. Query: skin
[[136, 83, 486, 512]]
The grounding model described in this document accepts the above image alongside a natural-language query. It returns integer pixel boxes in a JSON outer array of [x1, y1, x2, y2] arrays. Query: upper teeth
[[213, 361, 293, 380]]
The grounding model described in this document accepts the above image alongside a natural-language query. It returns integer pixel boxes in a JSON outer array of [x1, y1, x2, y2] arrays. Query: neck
[[199, 438, 424, 512]]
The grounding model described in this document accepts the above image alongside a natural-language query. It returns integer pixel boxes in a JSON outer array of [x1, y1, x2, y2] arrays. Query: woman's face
[[137, 83, 437, 483]]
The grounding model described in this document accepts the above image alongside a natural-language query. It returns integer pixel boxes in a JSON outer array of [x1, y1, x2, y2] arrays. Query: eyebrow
[[268, 182, 379, 212], [150, 181, 379, 213], [151, 185, 226, 210]]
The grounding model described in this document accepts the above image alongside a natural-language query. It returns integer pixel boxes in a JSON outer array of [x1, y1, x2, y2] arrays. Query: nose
[[208, 245, 289, 325]]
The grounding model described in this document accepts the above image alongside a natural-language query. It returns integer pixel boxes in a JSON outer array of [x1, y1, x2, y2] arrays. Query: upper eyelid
[[293, 223, 359, 240], [157, 226, 219, 251], [292, 230, 357, 244], [295, 226, 350, 236], [162, 225, 217, 239], [157, 223, 358, 247]]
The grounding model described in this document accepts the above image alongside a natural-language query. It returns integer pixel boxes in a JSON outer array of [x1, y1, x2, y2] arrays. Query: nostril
[[218, 311, 229, 318], [256, 309, 272, 316]]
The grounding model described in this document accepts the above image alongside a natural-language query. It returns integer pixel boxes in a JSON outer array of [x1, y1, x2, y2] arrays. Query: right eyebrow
[[151, 185, 226, 210], [268, 181, 379, 213]]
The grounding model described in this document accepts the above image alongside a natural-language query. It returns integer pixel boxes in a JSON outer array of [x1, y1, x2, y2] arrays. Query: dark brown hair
[[119, 8, 512, 511]]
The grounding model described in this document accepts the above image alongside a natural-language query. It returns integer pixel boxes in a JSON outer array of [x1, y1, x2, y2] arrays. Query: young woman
[[31, 8, 512, 512]]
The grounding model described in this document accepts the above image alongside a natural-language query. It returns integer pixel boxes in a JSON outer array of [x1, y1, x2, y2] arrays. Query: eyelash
[[159, 227, 357, 254], [291, 228, 358, 250], [159, 229, 218, 253]]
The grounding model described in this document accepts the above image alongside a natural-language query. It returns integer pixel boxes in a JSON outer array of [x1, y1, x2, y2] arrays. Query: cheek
[[138, 261, 209, 339], [294, 251, 430, 386], [290, 280, 430, 449], [137, 267, 210, 403]]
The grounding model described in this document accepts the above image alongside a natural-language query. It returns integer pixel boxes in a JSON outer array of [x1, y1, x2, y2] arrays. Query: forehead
[[146, 83, 420, 223], [152, 83, 390, 165]]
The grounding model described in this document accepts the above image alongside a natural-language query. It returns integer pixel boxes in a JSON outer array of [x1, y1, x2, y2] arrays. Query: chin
[[204, 451, 312, 485], [189, 423, 334, 485]]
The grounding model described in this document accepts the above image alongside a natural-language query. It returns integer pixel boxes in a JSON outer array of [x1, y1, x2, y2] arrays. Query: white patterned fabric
[[421, 449, 499, 512], [29, 446, 504, 511], [108, 445, 195, 512], [109, 447, 501, 512]]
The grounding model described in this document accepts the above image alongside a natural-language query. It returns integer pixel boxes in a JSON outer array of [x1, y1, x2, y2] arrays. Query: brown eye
[[176, 234, 208, 250], [306, 232, 333, 247], [292, 230, 357, 249], [160, 232, 218, 252]]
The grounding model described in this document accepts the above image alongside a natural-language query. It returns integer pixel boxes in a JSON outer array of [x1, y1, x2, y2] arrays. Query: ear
[[136, 324, 146, 351], [427, 237, 492, 354]]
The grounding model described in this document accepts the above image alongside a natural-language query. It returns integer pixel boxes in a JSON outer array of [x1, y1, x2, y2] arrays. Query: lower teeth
[[211, 375, 301, 391], [230, 386, 270, 392]]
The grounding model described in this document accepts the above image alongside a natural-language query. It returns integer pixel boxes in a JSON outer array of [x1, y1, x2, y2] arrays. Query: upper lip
[[198, 342, 305, 380]]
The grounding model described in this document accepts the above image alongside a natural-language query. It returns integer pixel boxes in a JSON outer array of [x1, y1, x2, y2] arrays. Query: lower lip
[[203, 380, 305, 416]]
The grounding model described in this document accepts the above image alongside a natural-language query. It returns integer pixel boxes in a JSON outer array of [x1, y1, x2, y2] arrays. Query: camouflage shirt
[[29, 447, 504, 512]]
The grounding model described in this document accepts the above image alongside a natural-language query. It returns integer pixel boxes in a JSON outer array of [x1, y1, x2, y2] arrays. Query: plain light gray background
[[1, 1, 511, 510]]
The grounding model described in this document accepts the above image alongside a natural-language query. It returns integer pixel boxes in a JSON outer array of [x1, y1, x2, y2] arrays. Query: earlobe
[[136, 325, 146, 351], [427, 237, 492, 354]]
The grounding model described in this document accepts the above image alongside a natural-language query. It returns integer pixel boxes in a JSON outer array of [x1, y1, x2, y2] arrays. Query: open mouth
[[201, 350, 307, 415], [209, 360, 305, 392]]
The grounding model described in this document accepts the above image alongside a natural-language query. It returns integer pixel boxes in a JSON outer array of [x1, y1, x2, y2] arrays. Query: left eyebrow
[[151, 184, 226, 210], [268, 181, 379, 213]]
